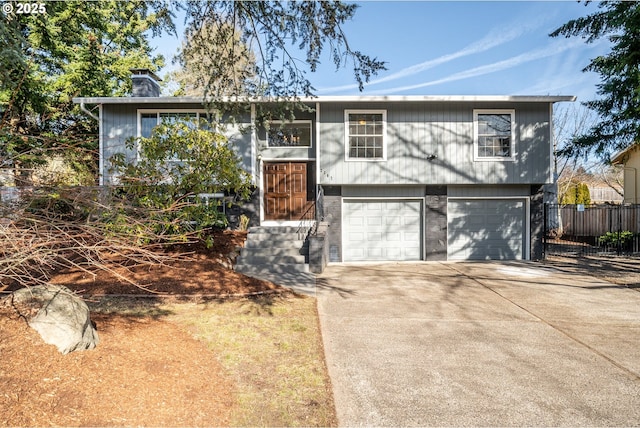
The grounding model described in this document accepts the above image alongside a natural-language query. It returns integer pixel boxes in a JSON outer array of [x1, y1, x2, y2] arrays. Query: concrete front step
[[235, 225, 314, 294], [235, 263, 310, 275], [237, 254, 307, 264], [244, 237, 306, 248], [240, 247, 306, 257], [248, 226, 305, 234], [239, 270, 316, 296]]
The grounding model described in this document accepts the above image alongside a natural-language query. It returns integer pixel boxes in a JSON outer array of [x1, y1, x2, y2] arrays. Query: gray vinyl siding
[[102, 104, 138, 184], [101, 104, 252, 184], [448, 185, 531, 198], [318, 102, 551, 186], [342, 185, 426, 198]]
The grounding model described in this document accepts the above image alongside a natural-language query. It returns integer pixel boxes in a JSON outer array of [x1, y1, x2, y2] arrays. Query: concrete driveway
[[315, 262, 640, 427]]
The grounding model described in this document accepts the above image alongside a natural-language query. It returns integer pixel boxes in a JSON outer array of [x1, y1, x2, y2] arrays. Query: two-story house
[[74, 70, 574, 275]]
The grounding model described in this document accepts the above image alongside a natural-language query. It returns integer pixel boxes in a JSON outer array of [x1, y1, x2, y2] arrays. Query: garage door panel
[[367, 232, 383, 242], [385, 216, 401, 226], [348, 215, 364, 226], [367, 217, 382, 226], [386, 232, 401, 242], [348, 232, 364, 242], [344, 200, 423, 262], [404, 247, 421, 259], [346, 248, 366, 259], [448, 199, 526, 261], [386, 249, 401, 258], [369, 248, 384, 258]]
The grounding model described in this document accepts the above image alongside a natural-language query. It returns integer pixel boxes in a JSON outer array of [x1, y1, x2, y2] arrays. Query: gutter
[[73, 95, 578, 105]]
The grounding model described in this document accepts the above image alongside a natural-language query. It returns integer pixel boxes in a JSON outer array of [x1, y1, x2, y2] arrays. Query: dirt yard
[[0, 230, 336, 427], [3, 226, 635, 427], [543, 254, 640, 288]]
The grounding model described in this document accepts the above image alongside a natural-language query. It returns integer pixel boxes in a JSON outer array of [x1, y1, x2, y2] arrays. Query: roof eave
[[73, 94, 577, 105], [611, 144, 639, 164]]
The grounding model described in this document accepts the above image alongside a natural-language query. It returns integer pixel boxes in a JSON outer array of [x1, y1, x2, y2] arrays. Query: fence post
[[617, 204, 623, 256]]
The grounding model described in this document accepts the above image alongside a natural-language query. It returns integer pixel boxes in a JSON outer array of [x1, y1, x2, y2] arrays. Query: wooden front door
[[264, 162, 308, 220]]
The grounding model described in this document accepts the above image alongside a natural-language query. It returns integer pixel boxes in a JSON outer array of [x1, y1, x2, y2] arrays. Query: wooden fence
[[550, 204, 640, 236], [544, 204, 640, 257]]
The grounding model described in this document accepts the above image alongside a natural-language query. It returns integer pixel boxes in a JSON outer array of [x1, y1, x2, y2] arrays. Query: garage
[[447, 198, 527, 260], [343, 199, 422, 261]]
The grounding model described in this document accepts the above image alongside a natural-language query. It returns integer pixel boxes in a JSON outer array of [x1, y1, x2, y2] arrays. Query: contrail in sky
[[318, 17, 547, 93], [369, 38, 587, 94]]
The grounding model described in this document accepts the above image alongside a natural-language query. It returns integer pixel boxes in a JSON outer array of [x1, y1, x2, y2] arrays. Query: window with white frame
[[474, 110, 515, 160], [139, 111, 209, 138], [137, 110, 210, 162], [267, 121, 312, 147], [345, 110, 386, 160]]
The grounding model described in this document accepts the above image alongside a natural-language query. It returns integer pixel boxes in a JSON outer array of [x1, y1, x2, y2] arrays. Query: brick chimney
[[130, 68, 162, 97]]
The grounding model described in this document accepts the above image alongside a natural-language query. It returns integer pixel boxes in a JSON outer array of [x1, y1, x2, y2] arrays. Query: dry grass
[[164, 295, 337, 427], [87, 294, 337, 427], [1, 294, 336, 427]]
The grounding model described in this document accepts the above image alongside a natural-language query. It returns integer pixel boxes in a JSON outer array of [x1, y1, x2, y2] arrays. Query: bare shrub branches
[[0, 186, 193, 291]]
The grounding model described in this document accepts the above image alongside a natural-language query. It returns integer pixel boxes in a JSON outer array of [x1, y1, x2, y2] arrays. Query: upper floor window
[[137, 110, 210, 162], [345, 110, 386, 161], [474, 110, 515, 161], [267, 121, 312, 147], [138, 110, 208, 138]]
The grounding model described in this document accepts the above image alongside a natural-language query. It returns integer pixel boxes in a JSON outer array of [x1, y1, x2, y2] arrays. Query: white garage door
[[343, 200, 422, 261], [447, 199, 526, 260]]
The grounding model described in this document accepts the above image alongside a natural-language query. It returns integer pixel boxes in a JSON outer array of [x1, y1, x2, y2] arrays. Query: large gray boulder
[[10, 285, 99, 354]]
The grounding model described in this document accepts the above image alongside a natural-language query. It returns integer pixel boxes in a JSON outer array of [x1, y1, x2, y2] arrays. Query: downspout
[[250, 103, 257, 186], [315, 101, 321, 218]]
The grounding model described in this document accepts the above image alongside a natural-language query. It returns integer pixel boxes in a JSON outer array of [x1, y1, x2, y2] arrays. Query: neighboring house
[[612, 144, 640, 204], [74, 70, 574, 268], [588, 185, 623, 204]]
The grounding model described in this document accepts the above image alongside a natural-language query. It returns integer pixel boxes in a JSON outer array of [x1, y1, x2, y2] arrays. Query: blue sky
[[153, 1, 609, 104]]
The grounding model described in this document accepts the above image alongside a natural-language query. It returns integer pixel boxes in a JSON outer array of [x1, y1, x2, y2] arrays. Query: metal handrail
[[296, 201, 316, 241], [295, 187, 324, 241]]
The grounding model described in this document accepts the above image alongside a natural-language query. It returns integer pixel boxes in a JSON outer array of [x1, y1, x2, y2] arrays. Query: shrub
[[560, 181, 591, 205], [597, 230, 636, 247], [107, 119, 252, 242]]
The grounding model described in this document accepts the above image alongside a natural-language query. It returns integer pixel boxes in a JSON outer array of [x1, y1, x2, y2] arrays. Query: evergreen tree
[[550, 1, 640, 160], [561, 181, 592, 205], [170, 22, 256, 97], [0, 1, 175, 184], [176, 1, 386, 119], [1, 1, 384, 184]]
